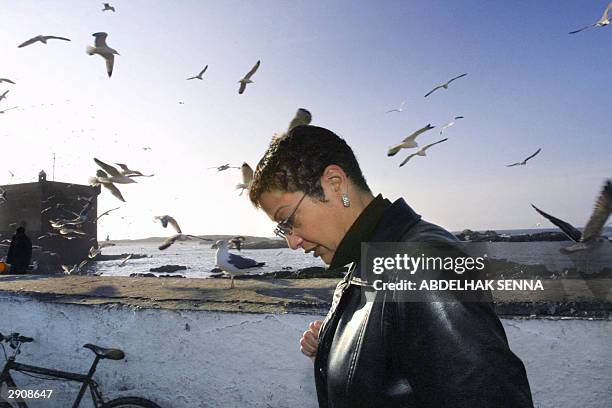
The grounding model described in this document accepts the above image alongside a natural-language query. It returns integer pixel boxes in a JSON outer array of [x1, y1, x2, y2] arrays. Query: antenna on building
[[52, 153, 56, 181]]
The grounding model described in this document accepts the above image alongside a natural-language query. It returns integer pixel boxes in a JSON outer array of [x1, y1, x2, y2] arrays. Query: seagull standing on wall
[[215, 239, 265, 288]]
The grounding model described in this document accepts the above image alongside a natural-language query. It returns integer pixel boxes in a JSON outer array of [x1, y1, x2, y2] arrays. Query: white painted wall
[[0, 295, 610, 408]]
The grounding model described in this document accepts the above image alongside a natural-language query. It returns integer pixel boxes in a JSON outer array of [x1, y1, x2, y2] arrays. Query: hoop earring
[[341, 194, 350, 208]]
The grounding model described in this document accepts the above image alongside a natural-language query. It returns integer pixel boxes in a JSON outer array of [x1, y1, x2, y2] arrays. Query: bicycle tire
[[101, 396, 161, 408]]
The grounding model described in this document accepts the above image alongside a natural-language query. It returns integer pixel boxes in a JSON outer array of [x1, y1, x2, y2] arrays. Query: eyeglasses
[[274, 193, 307, 239]]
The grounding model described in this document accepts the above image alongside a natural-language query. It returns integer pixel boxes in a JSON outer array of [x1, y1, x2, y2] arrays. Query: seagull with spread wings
[[399, 138, 448, 167], [387, 124, 435, 157], [238, 60, 260, 94], [0, 91, 9, 102], [424, 73, 468, 98], [0, 79, 15, 84], [115, 163, 154, 177], [18, 35, 71, 48], [102, 3, 116, 12], [532, 180, 612, 254], [569, 2, 612, 34], [154, 215, 182, 234], [386, 100, 406, 113], [86, 32, 120, 77], [187, 65, 208, 80], [440, 116, 464, 135], [208, 163, 240, 172], [93, 158, 137, 184], [88, 170, 126, 202], [506, 148, 542, 167]]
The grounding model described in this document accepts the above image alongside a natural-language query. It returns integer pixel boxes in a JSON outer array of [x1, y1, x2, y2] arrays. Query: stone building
[[0, 174, 100, 271]]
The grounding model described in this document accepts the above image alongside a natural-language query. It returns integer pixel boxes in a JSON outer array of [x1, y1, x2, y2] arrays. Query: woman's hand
[[300, 320, 323, 363]]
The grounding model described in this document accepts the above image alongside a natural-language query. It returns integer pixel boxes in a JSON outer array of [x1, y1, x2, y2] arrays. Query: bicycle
[[0, 331, 161, 407]]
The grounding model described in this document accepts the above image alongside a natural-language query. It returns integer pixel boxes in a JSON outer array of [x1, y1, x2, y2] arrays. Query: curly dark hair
[[249, 125, 371, 207]]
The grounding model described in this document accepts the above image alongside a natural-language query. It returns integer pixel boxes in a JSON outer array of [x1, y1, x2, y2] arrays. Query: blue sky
[[0, 0, 610, 239]]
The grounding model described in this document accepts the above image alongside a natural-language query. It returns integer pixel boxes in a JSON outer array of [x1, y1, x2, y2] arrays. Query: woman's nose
[[286, 234, 304, 250]]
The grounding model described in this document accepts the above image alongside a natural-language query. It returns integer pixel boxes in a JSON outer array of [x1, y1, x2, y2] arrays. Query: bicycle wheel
[[101, 396, 161, 408]]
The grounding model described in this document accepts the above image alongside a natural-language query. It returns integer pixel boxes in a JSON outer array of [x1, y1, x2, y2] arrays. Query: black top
[[328, 194, 391, 270]]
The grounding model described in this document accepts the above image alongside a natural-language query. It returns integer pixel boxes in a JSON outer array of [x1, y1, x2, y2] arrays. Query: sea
[[91, 228, 612, 278]]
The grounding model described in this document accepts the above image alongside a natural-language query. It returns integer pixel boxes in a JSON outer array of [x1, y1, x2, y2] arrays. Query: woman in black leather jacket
[[249, 125, 534, 408]]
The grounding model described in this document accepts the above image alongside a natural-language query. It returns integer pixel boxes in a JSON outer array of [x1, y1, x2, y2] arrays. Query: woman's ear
[[320, 165, 348, 194]]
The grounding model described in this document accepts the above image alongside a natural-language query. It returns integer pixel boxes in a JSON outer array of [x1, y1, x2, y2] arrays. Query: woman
[[249, 125, 533, 408]]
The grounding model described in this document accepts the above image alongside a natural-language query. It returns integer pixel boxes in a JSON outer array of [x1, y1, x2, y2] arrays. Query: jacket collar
[[350, 197, 422, 280]]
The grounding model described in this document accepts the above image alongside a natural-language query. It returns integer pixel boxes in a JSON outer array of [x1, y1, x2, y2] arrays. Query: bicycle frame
[[0, 351, 106, 408]]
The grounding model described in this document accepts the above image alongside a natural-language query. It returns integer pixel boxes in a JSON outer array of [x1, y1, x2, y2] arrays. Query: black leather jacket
[[314, 198, 533, 407]]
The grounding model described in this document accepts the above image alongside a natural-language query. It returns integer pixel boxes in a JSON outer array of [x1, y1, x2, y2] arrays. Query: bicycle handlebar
[[0, 332, 34, 344]]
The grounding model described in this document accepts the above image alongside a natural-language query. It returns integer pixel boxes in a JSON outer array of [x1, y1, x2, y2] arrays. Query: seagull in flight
[[0, 106, 18, 114], [424, 73, 468, 97], [399, 138, 448, 167], [531, 180, 612, 254], [18, 35, 71, 48], [0, 79, 15, 84], [236, 162, 254, 195], [215, 239, 265, 288], [386, 100, 406, 113], [439, 116, 464, 135], [93, 158, 137, 184], [208, 163, 240, 172], [569, 2, 612, 34], [158, 234, 211, 250], [506, 148, 542, 167], [0, 91, 9, 102], [102, 3, 116, 12], [115, 163, 154, 177], [89, 170, 126, 202], [387, 124, 435, 156], [154, 215, 182, 234], [86, 32, 120, 77], [187, 65, 208, 80], [238, 60, 260, 94]]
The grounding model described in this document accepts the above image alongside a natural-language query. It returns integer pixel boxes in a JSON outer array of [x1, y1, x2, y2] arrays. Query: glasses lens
[[274, 221, 292, 238]]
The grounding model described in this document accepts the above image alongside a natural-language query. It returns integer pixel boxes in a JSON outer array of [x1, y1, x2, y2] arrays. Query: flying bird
[[569, 2, 612, 34], [506, 148, 542, 167], [88, 170, 126, 202], [208, 163, 240, 172], [0, 91, 9, 102], [115, 163, 153, 177], [158, 233, 212, 250], [102, 3, 116, 12], [18, 35, 71, 48], [386, 100, 406, 113], [215, 239, 265, 288], [287, 108, 312, 132], [94, 158, 137, 184], [532, 180, 612, 254], [399, 138, 448, 167], [238, 60, 260, 94], [0, 79, 15, 84], [236, 162, 254, 195], [424, 73, 468, 97], [439, 116, 464, 135], [187, 65, 208, 80], [387, 124, 435, 156], [154, 215, 182, 234], [86, 32, 120, 77], [0, 106, 18, 114]]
